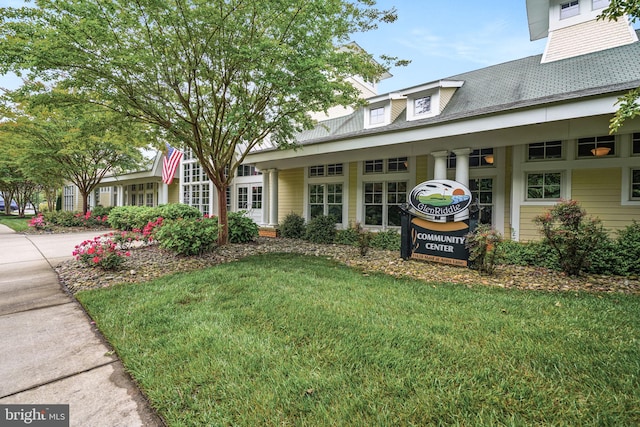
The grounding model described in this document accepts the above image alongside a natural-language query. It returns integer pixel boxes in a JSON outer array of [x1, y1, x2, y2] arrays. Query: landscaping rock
[[54, 237, 640, 295]]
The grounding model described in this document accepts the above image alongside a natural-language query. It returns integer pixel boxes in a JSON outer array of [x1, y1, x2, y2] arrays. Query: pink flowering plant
[[73, 234, 130, 270], [28, 213, 48, 230], [109, 217, 164, 251], [74, 210, 110, 227]]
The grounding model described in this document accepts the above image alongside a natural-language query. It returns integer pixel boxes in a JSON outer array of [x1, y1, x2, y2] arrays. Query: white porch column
[[159, 183, 169, 205], [268, 169, 278, 227], [452, 148, 472, 186], [261, 171, 270, 225], [117, 185, 124, 206], [431, 151, 448, 180]]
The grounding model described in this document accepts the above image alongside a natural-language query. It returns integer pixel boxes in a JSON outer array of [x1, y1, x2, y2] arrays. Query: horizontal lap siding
[[572, 168, 640, 233], [278, 168, 304, 222], [519, 205, 551, 241]]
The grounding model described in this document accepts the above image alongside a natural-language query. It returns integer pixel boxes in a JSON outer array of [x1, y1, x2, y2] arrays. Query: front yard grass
[[0, 213, 31, 232], [77, 253, 640, 426]]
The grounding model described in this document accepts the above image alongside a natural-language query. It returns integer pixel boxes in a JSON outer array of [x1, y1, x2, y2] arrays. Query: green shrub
[[158, 204, 203, 221], [108, 206, 159, 231], [465, 224, 502, 274], [534, 200, 607, 276], [370, 229, 401, 251], [584, 237, 621, 276], [228, 211, 259, 243], [154, 217, 218, 255], [43, 210, 83, 227], [305, 215, 336, 244], [280, 212, 306, 239], [335, 223, 360, 246], [498, 240, 559, 270], [613, 220, 640, 276], [91, 205, 113, 218]]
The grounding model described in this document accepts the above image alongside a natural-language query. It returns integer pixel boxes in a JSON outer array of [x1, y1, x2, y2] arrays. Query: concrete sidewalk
[[0, 224, 164, 426]]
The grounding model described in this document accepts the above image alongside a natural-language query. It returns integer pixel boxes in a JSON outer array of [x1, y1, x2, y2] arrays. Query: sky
[[0, 0, 575, 94]]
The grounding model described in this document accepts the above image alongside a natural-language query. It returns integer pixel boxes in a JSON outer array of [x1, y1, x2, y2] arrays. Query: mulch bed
[[51, 235, 640, 296]]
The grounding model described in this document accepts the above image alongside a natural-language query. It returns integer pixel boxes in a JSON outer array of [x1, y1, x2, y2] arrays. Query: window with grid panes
[[369, 107, 385, 125], [237, 187, 248, 209], [632, 170, 640, 200], [633, 133, 640, 155], [528, 141, 562, 160], [237, 165, 261, 177], [469, 178, 493, 225], [308, 184, 343, 222], [527, 172, 561, 199], [252, 186, 262, 209], [560, 0, 579, 19], [577, 135, 615, 157], [388, 157, 408, 172], [447, 148, 494, 168], [364, 181, 406, 227]]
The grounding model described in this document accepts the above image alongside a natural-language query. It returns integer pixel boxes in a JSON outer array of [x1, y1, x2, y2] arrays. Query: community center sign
[[401, 179, 472, 267]]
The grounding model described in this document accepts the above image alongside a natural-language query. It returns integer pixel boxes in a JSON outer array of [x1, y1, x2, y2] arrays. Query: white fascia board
[[401, 80, 464, 96], [246, 95, 621, 164], [526, 0, 550, 41]]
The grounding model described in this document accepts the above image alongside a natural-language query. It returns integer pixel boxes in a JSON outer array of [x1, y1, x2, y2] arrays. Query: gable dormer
[[363, 92, 405, 129], [527, 0, 638, 63], [401, 80, 464, 122]]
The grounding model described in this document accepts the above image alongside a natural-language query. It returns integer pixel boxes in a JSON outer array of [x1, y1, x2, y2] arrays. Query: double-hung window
[[363, 158, 409, 228], [369, 107, 385, 125], [308, 163, 344, 223]]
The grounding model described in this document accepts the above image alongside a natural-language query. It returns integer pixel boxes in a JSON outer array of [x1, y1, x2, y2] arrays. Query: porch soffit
[[247, 94, 623, 169]]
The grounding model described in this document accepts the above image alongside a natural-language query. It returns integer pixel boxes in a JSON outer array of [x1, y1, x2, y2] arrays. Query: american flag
[[162, 143, 183, 185]]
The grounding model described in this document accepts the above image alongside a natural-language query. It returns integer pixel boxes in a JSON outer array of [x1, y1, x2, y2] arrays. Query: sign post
[[401, 179, 474, 267]]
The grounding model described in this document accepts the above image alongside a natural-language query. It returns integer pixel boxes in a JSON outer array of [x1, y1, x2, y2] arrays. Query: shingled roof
[[293, 31, 640, 146]]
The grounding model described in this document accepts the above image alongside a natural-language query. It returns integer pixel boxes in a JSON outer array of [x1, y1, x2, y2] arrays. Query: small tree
[[534, 200, 607, 276]]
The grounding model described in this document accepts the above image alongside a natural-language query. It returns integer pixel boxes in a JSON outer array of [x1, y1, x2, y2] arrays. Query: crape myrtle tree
[[599, 0, 640, 132], [0, 0, 405, 245], [0, 87, 147, 214]]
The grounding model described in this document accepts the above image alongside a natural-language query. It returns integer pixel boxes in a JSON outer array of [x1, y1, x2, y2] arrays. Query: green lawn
[[77, 253, 640, 426], [0, 213, 32, 232]]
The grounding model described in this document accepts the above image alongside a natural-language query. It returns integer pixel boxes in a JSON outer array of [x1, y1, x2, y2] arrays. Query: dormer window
[[402, 80, 463, 122], [560, 0, 579, 19], [414, 96, 432, 115], [369, 107, 385, 125]]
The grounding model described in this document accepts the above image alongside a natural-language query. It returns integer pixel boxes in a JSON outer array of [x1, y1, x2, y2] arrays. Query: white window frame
[[560, 0, 580, 19], [592, 0, 608, 10], [525, 171, 564, 201], [304, 165, 348, 227], [364, 103, 390, 129], [357, 157, 415, 230]]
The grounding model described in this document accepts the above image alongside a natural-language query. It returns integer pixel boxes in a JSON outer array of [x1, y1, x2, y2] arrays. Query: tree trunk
[[80, 190, 89, 214], [216, 185, 228, 246]]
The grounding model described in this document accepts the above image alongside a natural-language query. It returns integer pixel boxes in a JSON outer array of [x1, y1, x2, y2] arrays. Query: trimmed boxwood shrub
[[280, 212, 306, 239], [158, 204, 203, 221], [108, 206, 159, 231], [370, 229, 401, 251], [154, 217, 218, 255], [305, 215, 336, 244]]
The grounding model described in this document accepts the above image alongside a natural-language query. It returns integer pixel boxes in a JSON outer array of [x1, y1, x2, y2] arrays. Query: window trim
[[527, 141, 563, 161], [525, 171, 564, 201], [560, 0, 580, 19], [577, 135, 616, 158]]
